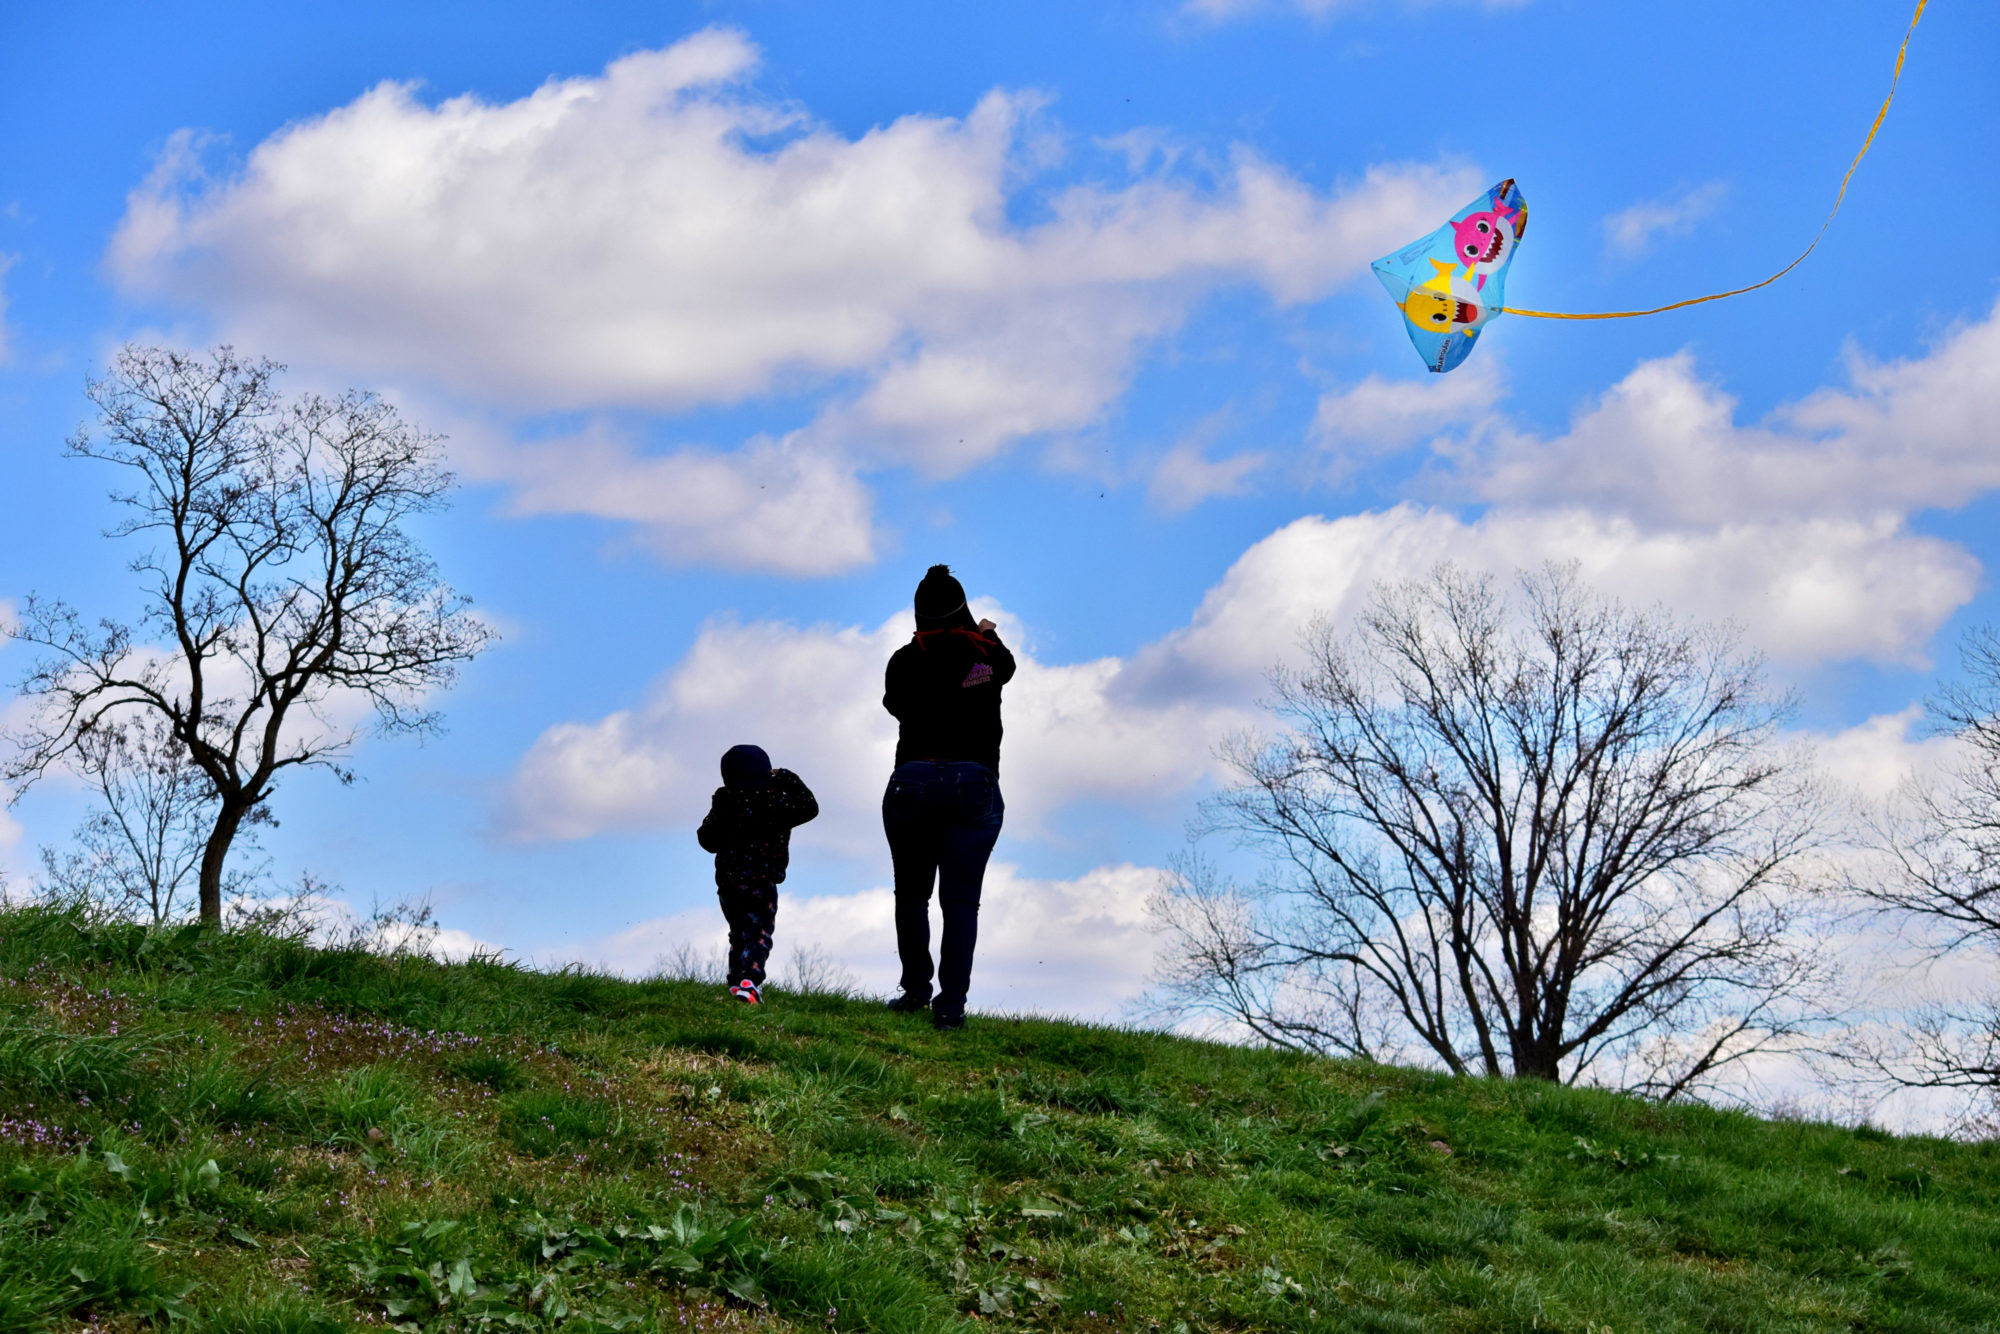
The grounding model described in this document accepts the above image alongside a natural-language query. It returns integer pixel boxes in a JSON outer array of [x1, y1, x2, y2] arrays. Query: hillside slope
[[0, 904, 1996, 1333]]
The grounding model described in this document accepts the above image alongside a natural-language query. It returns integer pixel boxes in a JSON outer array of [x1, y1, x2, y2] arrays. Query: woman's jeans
[[882, 760, 1004, 1014]]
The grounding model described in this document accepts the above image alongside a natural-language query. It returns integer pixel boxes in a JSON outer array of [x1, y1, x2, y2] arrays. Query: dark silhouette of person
[[881, 565, 1016, 1029], [696, 743, 818, 1004]]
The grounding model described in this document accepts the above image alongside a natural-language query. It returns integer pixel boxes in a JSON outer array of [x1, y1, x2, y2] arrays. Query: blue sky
[[3, 0, 1997, 1021]]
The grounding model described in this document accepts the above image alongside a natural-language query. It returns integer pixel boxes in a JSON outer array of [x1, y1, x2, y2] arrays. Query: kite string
[[1499, 0, 1926, 322]]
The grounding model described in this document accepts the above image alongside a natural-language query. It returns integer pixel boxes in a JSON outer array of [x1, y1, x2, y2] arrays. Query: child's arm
[[695, 790, 731, 852], [771, 769, 819, 827]]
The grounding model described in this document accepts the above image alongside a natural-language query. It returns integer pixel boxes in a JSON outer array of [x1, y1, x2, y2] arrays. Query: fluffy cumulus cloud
[[1602, 181, 1729, 256], [573, 860, 1165, 1019], [1288, 300, 2000, 669], [0, 805, 22, 875], [499, 297, 2000, 842], [1811, 706, 1964, 803], [457, 420, 877, 577], [0, 600, 30, 866], [502, 602, 1253, 846], [504, 287, 2000, 836], [504, 495, 1973, 850], [503, 614, 905, 847], [110, 27, 1470, 521], [1309, 358, 1504, 481], [1147, 441, 1268, 513], [1131, 506, 1973, 684], [1474, 299, 2000, 527]]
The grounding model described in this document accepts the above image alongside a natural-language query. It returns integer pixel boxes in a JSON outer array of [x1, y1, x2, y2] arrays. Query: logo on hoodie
[[961, 663, 993, 688]]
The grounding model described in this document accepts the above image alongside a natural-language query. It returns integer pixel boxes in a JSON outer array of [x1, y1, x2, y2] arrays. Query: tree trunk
[[1512, 1033, 1562, 1083], [197, 800, 246, 927]]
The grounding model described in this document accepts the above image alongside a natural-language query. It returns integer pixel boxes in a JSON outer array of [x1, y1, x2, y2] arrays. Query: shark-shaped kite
[[1372, 178, 1527, 373]]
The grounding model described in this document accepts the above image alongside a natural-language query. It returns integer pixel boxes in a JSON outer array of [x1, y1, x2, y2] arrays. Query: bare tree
[[1152, 565, 1834, 1099], [1856, 626, 2000, 1095], [3, 345, 495, 926], [37, 713, 265, 924]]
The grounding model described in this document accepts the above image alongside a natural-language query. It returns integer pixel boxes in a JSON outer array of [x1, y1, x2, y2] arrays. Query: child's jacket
[[696, 768, 819, 887]]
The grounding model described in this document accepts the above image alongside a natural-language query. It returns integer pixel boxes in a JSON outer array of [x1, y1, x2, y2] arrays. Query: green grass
[[1, 903, 1997, 1332]]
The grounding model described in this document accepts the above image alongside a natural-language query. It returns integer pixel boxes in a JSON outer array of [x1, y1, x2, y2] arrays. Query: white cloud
[[1812, 706, 1964, 803], [0, 611, 447, 831], [1602, 181, 1728, 256], [1134, 505, 1974, 687], [573, 860, 1166, 1020], [505, 496, 1970, 849], [1323, 302, 2000, 669], [1475, 299, 2000, 527], [1309, 358, 1503, 480], [110, 29, 1469, 487], [503, 612, 904, 847], [495, 245, 2000, 843], [0, 805, 22, 872], [1000, 644, 1252, 821], [502, 601, 1251, 846], [0, 601, 40, 857], [419, 926, 491, 962], [1147, 440, 1268, 513], [265, 892, 500, 963], [460, 420, 877, 577], [814, 289, 1175, 476]]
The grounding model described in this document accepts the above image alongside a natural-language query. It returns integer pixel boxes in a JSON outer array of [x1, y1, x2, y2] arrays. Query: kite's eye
[[1477, 220, 1491, 233], [1465, 244, 1479, 255], [1431, 312, 1448, 324]]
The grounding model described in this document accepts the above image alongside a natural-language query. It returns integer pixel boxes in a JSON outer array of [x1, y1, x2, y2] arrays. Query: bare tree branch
[[38, 713, 266, 924], [1152, 563, 1837, 1100], [1854, 625, 2000, 1096], [3, 345, 497, 925]]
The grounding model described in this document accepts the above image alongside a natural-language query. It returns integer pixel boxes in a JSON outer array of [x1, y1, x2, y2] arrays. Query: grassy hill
[[1, 904, 1996, 1333]]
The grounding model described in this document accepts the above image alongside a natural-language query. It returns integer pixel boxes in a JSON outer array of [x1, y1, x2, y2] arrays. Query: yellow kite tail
[[1500, 0, 1926, 322]]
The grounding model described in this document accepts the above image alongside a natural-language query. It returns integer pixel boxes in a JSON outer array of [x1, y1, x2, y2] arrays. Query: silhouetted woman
[[881, 564, 1016, 1029]]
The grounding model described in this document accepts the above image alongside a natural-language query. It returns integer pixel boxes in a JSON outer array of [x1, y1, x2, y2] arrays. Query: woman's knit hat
[[914, 564, 971, 630]]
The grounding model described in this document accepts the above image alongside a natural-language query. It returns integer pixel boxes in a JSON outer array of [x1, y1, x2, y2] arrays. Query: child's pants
[[717, 882, 778, 986]]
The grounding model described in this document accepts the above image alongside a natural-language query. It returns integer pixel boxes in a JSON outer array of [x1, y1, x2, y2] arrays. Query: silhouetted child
[[696, 744, 819, 1004]]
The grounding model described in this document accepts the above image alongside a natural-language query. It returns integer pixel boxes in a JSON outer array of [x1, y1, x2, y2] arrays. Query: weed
[[336, 1204, 766, 1330], [197, 1291, 349, 1334], [452, 1053, 526, 1092], [500, 1089, 614, 1158]]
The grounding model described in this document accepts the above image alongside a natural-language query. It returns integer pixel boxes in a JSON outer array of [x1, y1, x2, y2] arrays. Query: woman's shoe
[[886, 991, 931, 1013], [931, 1008, 965, 1031]]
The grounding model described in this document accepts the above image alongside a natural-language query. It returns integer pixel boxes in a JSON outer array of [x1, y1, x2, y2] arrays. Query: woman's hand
[[977, 618, 996, 633]]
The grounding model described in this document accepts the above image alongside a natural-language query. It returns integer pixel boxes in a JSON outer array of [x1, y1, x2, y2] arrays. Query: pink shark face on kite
[[1452, 212, 1511, 268]]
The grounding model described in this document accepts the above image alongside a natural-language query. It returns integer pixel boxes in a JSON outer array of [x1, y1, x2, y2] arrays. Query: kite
[[1372, 179, 1526, 375], [1372, 0, 1926, 373]]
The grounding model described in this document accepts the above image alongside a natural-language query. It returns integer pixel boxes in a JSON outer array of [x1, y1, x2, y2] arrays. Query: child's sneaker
[[730, 980, 762, 1005]]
